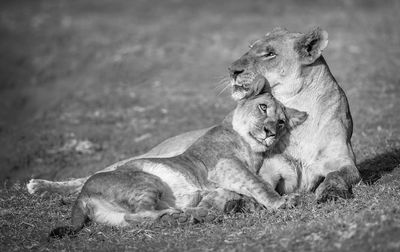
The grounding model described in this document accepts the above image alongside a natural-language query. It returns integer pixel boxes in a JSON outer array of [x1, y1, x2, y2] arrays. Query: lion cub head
[[232, 93, 307, 152]]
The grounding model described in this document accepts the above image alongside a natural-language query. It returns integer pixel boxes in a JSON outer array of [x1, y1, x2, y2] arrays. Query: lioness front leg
[[210, 158, 298, 209], [315, 162, 361, 203]]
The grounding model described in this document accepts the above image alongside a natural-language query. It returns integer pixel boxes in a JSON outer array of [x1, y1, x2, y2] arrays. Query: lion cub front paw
[[273, 194, 299, 209]]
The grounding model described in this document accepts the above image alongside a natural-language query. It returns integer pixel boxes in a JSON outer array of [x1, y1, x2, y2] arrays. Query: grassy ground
[[1, 0, 400, 251]]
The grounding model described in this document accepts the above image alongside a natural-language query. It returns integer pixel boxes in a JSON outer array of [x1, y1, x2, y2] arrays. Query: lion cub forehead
[[252, 93, 275, 103], [245, 93, 277, 108]]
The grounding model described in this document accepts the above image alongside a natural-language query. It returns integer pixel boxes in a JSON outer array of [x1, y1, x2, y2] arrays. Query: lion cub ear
[[285, 107, 308, 129], [295, 27, 328, 65]]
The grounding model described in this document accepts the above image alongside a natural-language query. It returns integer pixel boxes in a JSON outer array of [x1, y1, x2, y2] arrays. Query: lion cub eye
[[258, 104, 268, 112], [277, 119, 285, 129]]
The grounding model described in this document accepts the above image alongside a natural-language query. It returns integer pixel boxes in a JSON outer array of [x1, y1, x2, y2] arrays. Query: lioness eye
[[258, 104, 267, 112], [263, 52, 276, 58]]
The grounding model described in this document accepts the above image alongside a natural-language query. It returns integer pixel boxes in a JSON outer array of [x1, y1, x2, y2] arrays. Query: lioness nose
[[229, 56, 249, 80], [229, 68, 244, 80]]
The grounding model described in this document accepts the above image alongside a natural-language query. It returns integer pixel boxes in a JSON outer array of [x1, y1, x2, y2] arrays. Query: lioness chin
[[49, 93, 307, 238]]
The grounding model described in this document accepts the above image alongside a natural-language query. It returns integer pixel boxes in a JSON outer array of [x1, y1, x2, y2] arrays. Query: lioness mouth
[[232, 82, 251, 93]]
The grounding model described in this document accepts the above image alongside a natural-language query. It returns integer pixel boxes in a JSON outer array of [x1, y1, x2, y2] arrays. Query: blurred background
[[0, 0, 399, 182]]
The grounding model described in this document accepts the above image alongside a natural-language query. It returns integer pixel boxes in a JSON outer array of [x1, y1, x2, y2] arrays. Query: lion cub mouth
[[250, 132, 277, 147]]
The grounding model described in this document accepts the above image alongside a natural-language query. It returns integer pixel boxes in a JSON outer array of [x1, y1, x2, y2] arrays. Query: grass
[[1, 175, 400, 251], [1, 0, 400, 251]]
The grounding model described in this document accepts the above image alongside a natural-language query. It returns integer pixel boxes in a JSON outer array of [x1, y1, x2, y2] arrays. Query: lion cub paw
[[159, 207, 222, 226], [273, 194, 300, 209], [185, 207, 219, 223], [224, 198, 262, 213], [127, 208, 182, 228]]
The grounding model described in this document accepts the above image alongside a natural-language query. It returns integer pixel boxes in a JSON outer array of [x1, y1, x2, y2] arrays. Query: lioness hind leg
[[27, 177, 88, 195]]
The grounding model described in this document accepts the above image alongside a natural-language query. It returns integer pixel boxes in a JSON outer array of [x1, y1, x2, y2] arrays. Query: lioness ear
[[285, 107, 308, 128], [295, 27, 328, 65]]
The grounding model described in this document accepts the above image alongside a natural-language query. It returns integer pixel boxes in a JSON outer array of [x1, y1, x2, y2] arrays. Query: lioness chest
[[265, 95, 345, 193]]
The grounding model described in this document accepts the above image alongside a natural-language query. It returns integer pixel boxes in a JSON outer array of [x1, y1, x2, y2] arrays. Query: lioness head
[[232, 93, 307, 152], [228, 27, 328, 100]]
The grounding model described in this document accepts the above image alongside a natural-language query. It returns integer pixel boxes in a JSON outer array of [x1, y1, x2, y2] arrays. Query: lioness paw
[[316, 176, 353, 203]]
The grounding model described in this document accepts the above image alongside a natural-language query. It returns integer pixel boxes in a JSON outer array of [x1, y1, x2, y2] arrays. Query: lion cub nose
[[264, 126, 276, 138]]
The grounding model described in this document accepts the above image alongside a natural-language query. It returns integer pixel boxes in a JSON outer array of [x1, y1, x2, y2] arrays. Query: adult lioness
[[49, 93, 307, 238], [229, 27, 360, 201], [27, 27, 360, 202]]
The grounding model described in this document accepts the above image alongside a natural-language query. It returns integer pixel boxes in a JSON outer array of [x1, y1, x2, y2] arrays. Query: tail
[[49, 198, 89, 238], [27, 177, 88, 196]]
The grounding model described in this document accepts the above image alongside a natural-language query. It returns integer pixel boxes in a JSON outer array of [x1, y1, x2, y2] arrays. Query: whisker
[[218, 76, 230, 84], [213, 76, 231, 91], [211, 75, 229, 81], [213, 82, 227, 91], [217, 82, 231, 96]]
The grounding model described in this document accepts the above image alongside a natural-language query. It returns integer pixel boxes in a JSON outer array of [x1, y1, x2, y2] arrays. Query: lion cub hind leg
[[50, 170, 177, 238]]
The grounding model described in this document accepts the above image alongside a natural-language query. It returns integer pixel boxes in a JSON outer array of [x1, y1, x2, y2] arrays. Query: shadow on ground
[[358, 148, 400, 185]]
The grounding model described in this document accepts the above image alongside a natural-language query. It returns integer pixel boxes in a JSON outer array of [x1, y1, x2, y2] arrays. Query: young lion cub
[[50, 93, 307, 237]]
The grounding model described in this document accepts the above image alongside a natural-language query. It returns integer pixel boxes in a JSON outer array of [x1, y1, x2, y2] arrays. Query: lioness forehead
[[250, 29, 300, 48]]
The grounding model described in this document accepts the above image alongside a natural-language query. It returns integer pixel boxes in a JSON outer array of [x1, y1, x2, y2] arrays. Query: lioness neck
[[274, 57, 352, 160], [276, 57, 341, 115]]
